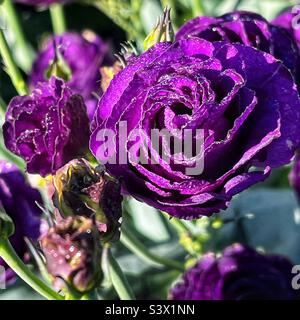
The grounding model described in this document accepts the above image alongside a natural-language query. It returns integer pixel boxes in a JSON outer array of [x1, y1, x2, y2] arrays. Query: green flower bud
[[52, 158, 123, 242], [144, 7, 174, 50]]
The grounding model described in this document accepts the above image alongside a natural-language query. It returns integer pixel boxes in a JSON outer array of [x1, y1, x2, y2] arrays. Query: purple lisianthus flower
[[90, 38, 300, 219], [170, 244, 300, 300], [176, 11, 300, 86], [30, 32, 110, 119], [0, 160, 42, 283], [3, 77, 90, 177], [273, 6, 300, 49]]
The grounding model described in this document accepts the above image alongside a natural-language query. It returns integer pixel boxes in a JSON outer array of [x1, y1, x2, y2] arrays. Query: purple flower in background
[[273, 6, 300, 49], [90, 38, 300, 219], [30, 32, 110, 119], [3, 77, 90, 177], [176, 11, 300, 86], [0, 160, 42, 283], [170, 244, 300, 300]]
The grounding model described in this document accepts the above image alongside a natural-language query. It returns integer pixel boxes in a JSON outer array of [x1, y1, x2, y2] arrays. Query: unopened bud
[[52, 158, 123, 242], [144, 7, 174, 50], [41, 216, 102, 293], [45, 43, 72, 82]]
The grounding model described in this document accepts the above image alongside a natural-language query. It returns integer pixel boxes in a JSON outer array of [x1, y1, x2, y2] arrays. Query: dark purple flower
[[3, 77, 90, 177], [90, 38, 300, 219], [30, 32, 110, 119], [0, 160, 42, 283], [272, 6, 300, 49], [41, 216, 103, 293], [170, 244, 300, 300], [176, 11, 300, 86]]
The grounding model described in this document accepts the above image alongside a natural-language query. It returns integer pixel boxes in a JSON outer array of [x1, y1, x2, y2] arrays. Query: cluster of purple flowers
[[1, 4, 300, 299]]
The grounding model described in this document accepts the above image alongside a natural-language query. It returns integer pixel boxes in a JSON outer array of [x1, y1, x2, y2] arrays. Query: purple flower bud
[[30, 32, 111, 119], [41, 216, 103, 293], [52, 158, 123, 242], [170, 244, 300, 300], [0, 160, 42, 283], [2, 77, 90, 177]]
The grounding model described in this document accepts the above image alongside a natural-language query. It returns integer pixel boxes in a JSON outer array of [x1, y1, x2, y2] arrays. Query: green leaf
[[0, 211, 14, 239], [215, 188, 300, 262]]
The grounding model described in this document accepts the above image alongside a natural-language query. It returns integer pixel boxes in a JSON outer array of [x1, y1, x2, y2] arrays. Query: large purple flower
[[30, 32, 110, 119], [0, 160, 42, 283], [273, 6, 300, 49], [3, 77, 90, 177], [90, 38, 300, 219], [170, 244, 300, 300], [176, 11, 300, 86]]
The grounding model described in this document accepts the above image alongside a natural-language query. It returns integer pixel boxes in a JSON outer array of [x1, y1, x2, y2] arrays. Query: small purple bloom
[[0, 160, 42, 283], [170, 244, 300, 300], [176, 11, 300, 86], [30, 32, 110, 119], [3, 77, 90, 177], [90, 38, 300, 219]]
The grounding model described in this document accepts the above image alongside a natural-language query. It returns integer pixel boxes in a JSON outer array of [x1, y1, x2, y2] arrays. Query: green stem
[[192, 0, 205, 17], [0, 29, 28, 95], [49, 4, 66, 35], [166, 215, 198, 235], [121, 226, 184, 272], [0, 0, 34, 72], [106, 249, 135, 300], [233, 0, 243, 10], [0, 96, 6, 118], [0, 238, 64, 300]]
